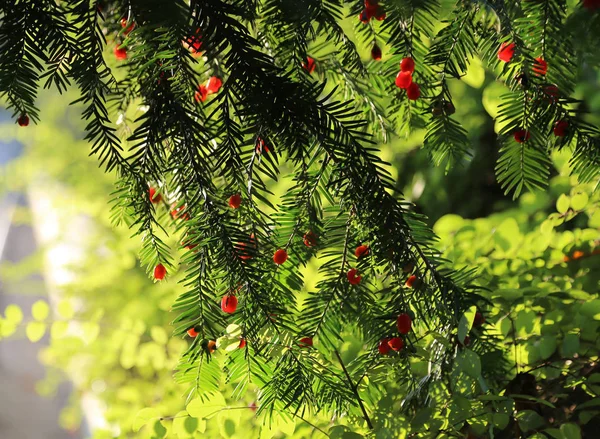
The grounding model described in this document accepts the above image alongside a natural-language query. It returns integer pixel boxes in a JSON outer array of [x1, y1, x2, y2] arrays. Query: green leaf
[[51, 321, 68, 338], [492, 413, 509, 430], [570, 192, 588, 211], [579, 300, 600, 320], [151, 326, 168, 345], [57, 300, 74, 319], [186, 392, 226, 419], [576, 397, 600, 410], [537, 336, 556, 360], [458, 305, 477, 343], [556, 194, 570, 214], [172, 411, 190, 437], [152, 420, 167, 438], [411, 407, 434, 430], [132, 407, 159, 432], [560, 423, 581, 439], [32, 300, 50, 321], [561, 333, 579, 357], [516, 410, 546, 431], [456, 349, 481, 378], [26, 321, 46, 342], [4, 304, 23, 324]]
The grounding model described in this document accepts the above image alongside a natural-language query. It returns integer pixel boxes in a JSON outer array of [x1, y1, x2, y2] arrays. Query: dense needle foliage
[[1, 0, 600, 437]]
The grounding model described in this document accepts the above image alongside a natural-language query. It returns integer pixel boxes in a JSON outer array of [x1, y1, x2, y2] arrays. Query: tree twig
[[333, 349, 373, 430]]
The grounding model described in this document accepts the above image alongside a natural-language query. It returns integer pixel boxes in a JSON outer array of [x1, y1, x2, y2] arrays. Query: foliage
[[1, 0, 600, 438]]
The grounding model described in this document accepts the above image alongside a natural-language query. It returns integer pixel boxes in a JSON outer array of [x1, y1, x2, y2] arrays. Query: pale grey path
[[0, 131, 86, 438]]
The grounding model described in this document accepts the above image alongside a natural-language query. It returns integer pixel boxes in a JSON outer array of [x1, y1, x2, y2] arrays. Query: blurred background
[[0, 22, 599, 439]]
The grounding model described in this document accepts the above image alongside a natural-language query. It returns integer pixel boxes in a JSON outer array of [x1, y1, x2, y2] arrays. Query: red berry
[[120, 17, 135, 34], [355, 244, 369, 259], [405, 275, 418, 288], [273, 249, 288, 265], [378, 338, 390, 355], [374, 6, 386, 21], [256, 137, 270, 154], [371, 44, 382, 61], [194, 84, 208, 103], [400, 57, 415, 73], [153, 263, 166, 281], [207, 340, 217, 353], [236, 235, 255, 261], [573, 250, 585, 260], [397, 313, 412, 335], [395, 71, 412, 89], [17, 114, 29, 127], [406, 82, 420, 100], [553, 120, 568, 137], [228, 193, 242, 209], [302, 56, 316, 74], [583, 0, 600, 10], [303, 231, 317, 247], [187, 327, 199, 337], [498, 42, 515, 63], [473, 311, 485, 327], [462, 335, 471, 346], [149, 187, 162, 204], [514, 129, 530, 143], [206, 76, 222, 94], [387, 337, 404, 351], [170, 204, 190, 220], [185, 28, 203, 54], [365, 0, 379, 8], [114, 45, 127, 60], [299, 337, 313, 348], [239, 338, 246, 349], [221, 295, 238, 313], [347, 268, 362, 285], [533, 57, 547, 76]]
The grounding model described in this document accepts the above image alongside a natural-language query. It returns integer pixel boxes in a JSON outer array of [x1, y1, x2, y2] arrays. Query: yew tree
[[2, 0, 600, 437]]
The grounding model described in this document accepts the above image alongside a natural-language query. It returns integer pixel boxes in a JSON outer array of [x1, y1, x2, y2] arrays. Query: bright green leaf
[[4, 304, 23, 324], [132, 407, 159, 432], [456, 349, 481, 378], [32, 300, 50, 321], [556, 194, 570, 214], [458, 305, 477, 343], [26, 321, 46, 342]]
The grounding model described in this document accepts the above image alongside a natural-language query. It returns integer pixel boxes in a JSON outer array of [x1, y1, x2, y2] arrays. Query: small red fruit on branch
[[553, 120, 568, 137], [114, 45, 127, 60], [405, 275, 419, 288], [406, 82, 420, 100], [378, 338, 390, 355], [187, 327, 199, 337], [400, 57, 415, 74], [17, 114, 29, 126], [473, 311, 485, 327], [239, 338, 246, 349], [228, 193, 242, 209], [299, 337, 313, 348], [221, 295, 238, 313], [397, 313, 412, 335], [395, 71, 412, 89], [153, 263, 166, 281], [371, 44, 382, 61], [273, 249, 288, 265], [149, 187, 162, 204], [206, 340, 217, 353], [303, 231, 317, 247], [533, 57, 547, 76], [347, 268, 362, 285], [388, 337, 404, 351], [513, 129, 530, 143], [498, 42, 515, 63], [302, 56, 316, 74], [355, 244, 369, 259]]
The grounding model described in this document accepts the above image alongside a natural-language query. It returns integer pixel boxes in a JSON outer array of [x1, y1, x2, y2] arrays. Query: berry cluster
[[395, 57, 420, 100]]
